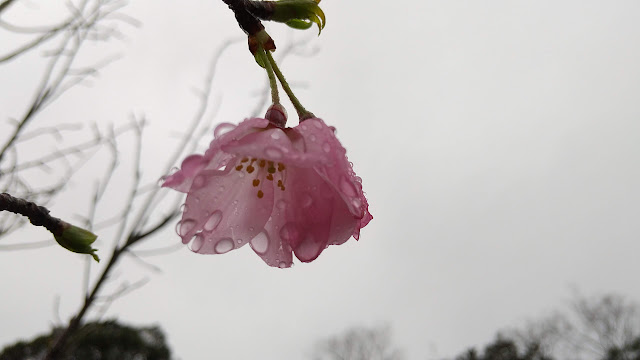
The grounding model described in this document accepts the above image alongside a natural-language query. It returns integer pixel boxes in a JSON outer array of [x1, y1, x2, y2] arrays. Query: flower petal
[[162, 118, 269, 192], [177, 160, 274, 255], [221, 126, 325, 167], [267, 166, 358, 263], [295, 118, 373, 232]]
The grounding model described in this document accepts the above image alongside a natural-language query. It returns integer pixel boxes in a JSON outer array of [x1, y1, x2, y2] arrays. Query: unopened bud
[[54, 223, 100, 262], [265, 104, 288, 128]]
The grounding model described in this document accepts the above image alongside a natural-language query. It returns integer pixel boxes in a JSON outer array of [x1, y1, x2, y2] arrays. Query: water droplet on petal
[[218, 185, 225, 192], [203, 211, 223, 231], [313, 120, 323, 129], [215, 238, 234, 254], [276, 200, 287, 210], [214, 123, 236, 138], [322, 143, 331, 153], [278, 261, 290, 268], [250, 231, 269, 254], [340, 177, 357, 197], [237, 239, 243, 244], [189, 233, 204, 252], [270, 131, 282, 140], [181, 155, 205, 176], [279, 223, 299, 243], [265, 147, 283, 159], [178, 219, 196, 237], [179, 203, 187, 213], [301, 193, 313, 208], [309, 134, 317, 142], [192, 175, 206, 189], [352, 198, 362, 209]]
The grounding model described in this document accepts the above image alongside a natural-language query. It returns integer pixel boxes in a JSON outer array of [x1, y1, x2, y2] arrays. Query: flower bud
[[54, 223, 100, 262]]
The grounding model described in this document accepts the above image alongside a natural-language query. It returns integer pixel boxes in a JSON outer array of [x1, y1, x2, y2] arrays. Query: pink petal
[[162, 118, 269, 192], [177, 160, 275, 255], [295, 118, 372, 230], [221, 127, 325, 167]]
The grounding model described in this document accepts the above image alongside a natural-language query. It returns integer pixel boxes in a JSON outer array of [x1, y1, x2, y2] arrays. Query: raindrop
[[301, 193, 313, 208], [265, 147, 283, 159], [181, 155, 205, 175], [215, 238, 234, 254], [214, 123, 236, 138], [276, 199, 287, 210], [313, 120, 323, 129], [249, 226, 254, 232], [250, 231, 269, 254], [278, 261, 290, 268], [309, 134, 317, 142], [340, 177, 357, 197], [233, 200, 239, 205], [179, 203, 187, 213], [352, 198, 362, 208], [270, 131, 282, 140], [279, 223, 299, 242], [203, 211, 223, 231], [218, 185, 225, 192], [322, 143, 331, 153], [192, 175, 206, 189], [189, 233, 204, 252], [178, 219, 196, 237], [237, 239, 243, 244]]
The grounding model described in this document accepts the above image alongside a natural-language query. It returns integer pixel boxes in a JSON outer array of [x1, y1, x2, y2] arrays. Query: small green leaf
[[270, 0, 326, 34], [285, 19, 313, 30]]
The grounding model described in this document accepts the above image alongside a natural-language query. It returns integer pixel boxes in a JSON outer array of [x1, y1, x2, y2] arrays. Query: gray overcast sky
[[2, 1, 640, 359]]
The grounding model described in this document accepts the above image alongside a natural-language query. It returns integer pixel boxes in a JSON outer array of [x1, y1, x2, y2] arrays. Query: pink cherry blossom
[[162, 117, 372, 268]]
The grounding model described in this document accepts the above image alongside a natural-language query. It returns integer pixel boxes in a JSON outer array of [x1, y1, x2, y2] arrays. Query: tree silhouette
[[0, 320, 170, 360]]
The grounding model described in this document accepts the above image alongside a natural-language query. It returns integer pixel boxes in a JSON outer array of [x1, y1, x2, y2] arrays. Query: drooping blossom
[[162, 117, 372, 268]]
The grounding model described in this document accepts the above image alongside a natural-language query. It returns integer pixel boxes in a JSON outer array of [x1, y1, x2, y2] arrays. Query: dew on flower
[[203, 211, 223, 231], [300, 193, 313, 208], [265, 147, 283, 159], [178, 219, 196, 237], [180, 155, 205, 176], [250, 231, 269, 254], [340, 176, 357, 197], [162, 117, 372, 267], [279, 223, 299, 242], [192, 175, 206, 189], [215, 238, 234, 254], [189, 233, 205, 252], [214, 123, 236, 138]]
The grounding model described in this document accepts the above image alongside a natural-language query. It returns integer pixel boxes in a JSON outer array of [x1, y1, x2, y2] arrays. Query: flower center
[[234, 157, 287, 198]]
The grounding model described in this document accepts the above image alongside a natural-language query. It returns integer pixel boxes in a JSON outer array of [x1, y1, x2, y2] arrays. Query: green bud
[[54, 224, 100, 262], [270, 0, 326, 35]]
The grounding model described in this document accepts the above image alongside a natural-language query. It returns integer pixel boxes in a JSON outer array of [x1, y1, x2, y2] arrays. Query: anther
[[235, 165, 243, 171], [266, 174, 274, 181], [257, 190, 264, 199], [277, 163, 285, 172], [241, 157, 249, 163], [259, 160, 266, 168], [246, 165, 255, 173], [253, 179, 260, 187]]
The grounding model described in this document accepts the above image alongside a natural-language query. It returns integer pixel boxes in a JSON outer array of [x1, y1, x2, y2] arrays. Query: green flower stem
[[258, 47, 280, 105], [264, 50, 315, 120]]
